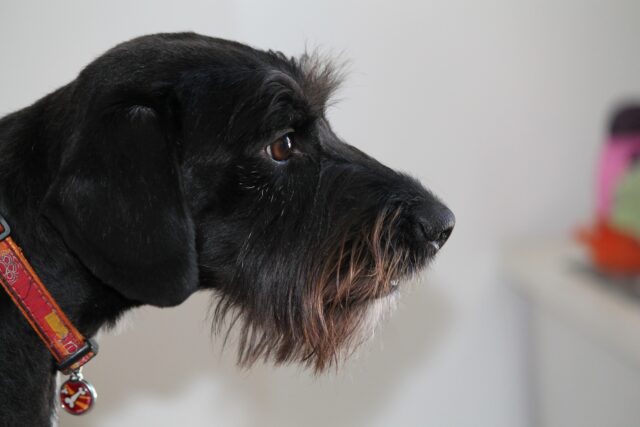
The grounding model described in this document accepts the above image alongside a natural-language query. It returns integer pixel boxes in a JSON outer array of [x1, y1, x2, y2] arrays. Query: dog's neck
[[0, 91, 137, 425]]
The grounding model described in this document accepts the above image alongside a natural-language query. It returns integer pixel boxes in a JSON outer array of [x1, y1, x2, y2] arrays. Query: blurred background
[[2, 1, 640, 426]]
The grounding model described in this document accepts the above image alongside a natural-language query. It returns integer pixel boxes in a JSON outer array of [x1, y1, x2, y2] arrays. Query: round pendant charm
[[59, 371, 97, 415]]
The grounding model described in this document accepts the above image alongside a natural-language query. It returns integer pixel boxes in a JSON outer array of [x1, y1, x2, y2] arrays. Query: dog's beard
[[211, 206, 422, 372]]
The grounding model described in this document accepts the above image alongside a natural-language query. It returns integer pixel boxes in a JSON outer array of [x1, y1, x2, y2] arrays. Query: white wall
[[1, 1, 640, 426]]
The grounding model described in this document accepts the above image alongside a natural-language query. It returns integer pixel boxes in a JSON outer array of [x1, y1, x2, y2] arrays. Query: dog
[[0, 32, 454, 425]]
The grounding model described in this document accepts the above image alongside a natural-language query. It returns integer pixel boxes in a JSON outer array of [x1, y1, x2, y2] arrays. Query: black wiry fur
[[0, 33, 454, 425]]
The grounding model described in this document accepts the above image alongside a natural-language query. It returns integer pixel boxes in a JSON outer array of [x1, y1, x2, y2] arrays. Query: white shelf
[[505, 241, 640, 366], [504, 241, 640, 427]]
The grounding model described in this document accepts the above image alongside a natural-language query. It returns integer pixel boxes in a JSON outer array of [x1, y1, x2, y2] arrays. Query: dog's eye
[[266, 133, 294, 162]]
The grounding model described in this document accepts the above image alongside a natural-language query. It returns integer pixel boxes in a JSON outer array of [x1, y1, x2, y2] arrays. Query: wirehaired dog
[[0, 33, 454, 425]]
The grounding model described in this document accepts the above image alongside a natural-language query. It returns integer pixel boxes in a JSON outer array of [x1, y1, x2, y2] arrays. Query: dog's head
[[43, 33, 454, 371]]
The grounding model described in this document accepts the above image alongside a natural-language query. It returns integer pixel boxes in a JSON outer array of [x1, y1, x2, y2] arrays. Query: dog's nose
[[415, 203, 455, 252]]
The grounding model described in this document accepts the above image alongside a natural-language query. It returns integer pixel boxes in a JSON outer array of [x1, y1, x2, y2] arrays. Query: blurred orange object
[[577, 220, 640, 275]]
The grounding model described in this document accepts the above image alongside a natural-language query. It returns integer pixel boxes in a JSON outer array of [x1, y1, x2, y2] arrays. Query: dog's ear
[[43, 101, 198, 307]]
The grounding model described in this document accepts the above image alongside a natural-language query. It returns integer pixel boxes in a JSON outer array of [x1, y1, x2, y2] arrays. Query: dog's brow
[[261, 51, 344, 120], [263, 70, 303, 97], [255, 70, 314, 129]]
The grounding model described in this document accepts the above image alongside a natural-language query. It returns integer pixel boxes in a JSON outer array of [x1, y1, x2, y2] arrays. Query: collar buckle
[[57, 338, 99, 374]]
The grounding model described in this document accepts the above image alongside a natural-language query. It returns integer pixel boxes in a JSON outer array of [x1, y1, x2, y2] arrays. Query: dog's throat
[[0, 214, 98, 416]]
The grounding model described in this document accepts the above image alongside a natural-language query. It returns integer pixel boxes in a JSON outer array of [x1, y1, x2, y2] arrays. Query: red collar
[[0, 214, 98, 415]]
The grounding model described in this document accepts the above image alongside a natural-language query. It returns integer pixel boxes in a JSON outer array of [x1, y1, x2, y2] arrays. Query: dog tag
[[59, 370, 97, 415]]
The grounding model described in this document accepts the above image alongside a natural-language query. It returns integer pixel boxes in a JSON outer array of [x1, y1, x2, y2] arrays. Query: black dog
[[0, 33, 454, 425]]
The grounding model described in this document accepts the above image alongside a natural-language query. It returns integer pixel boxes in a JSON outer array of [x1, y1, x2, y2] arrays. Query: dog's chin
[[309, 290, 401, 369], [211, 281, 401, 373], [340, 292, 400, 352]]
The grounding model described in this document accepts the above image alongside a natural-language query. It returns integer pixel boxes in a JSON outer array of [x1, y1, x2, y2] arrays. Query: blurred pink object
[[596, 135, 640, 218]]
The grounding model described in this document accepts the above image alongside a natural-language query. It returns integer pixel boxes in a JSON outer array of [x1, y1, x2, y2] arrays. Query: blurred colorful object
[[579, 105, 640, 275]]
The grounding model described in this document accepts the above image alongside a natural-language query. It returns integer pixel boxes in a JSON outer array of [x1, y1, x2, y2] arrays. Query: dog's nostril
[[431, 225, 454, 251]]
